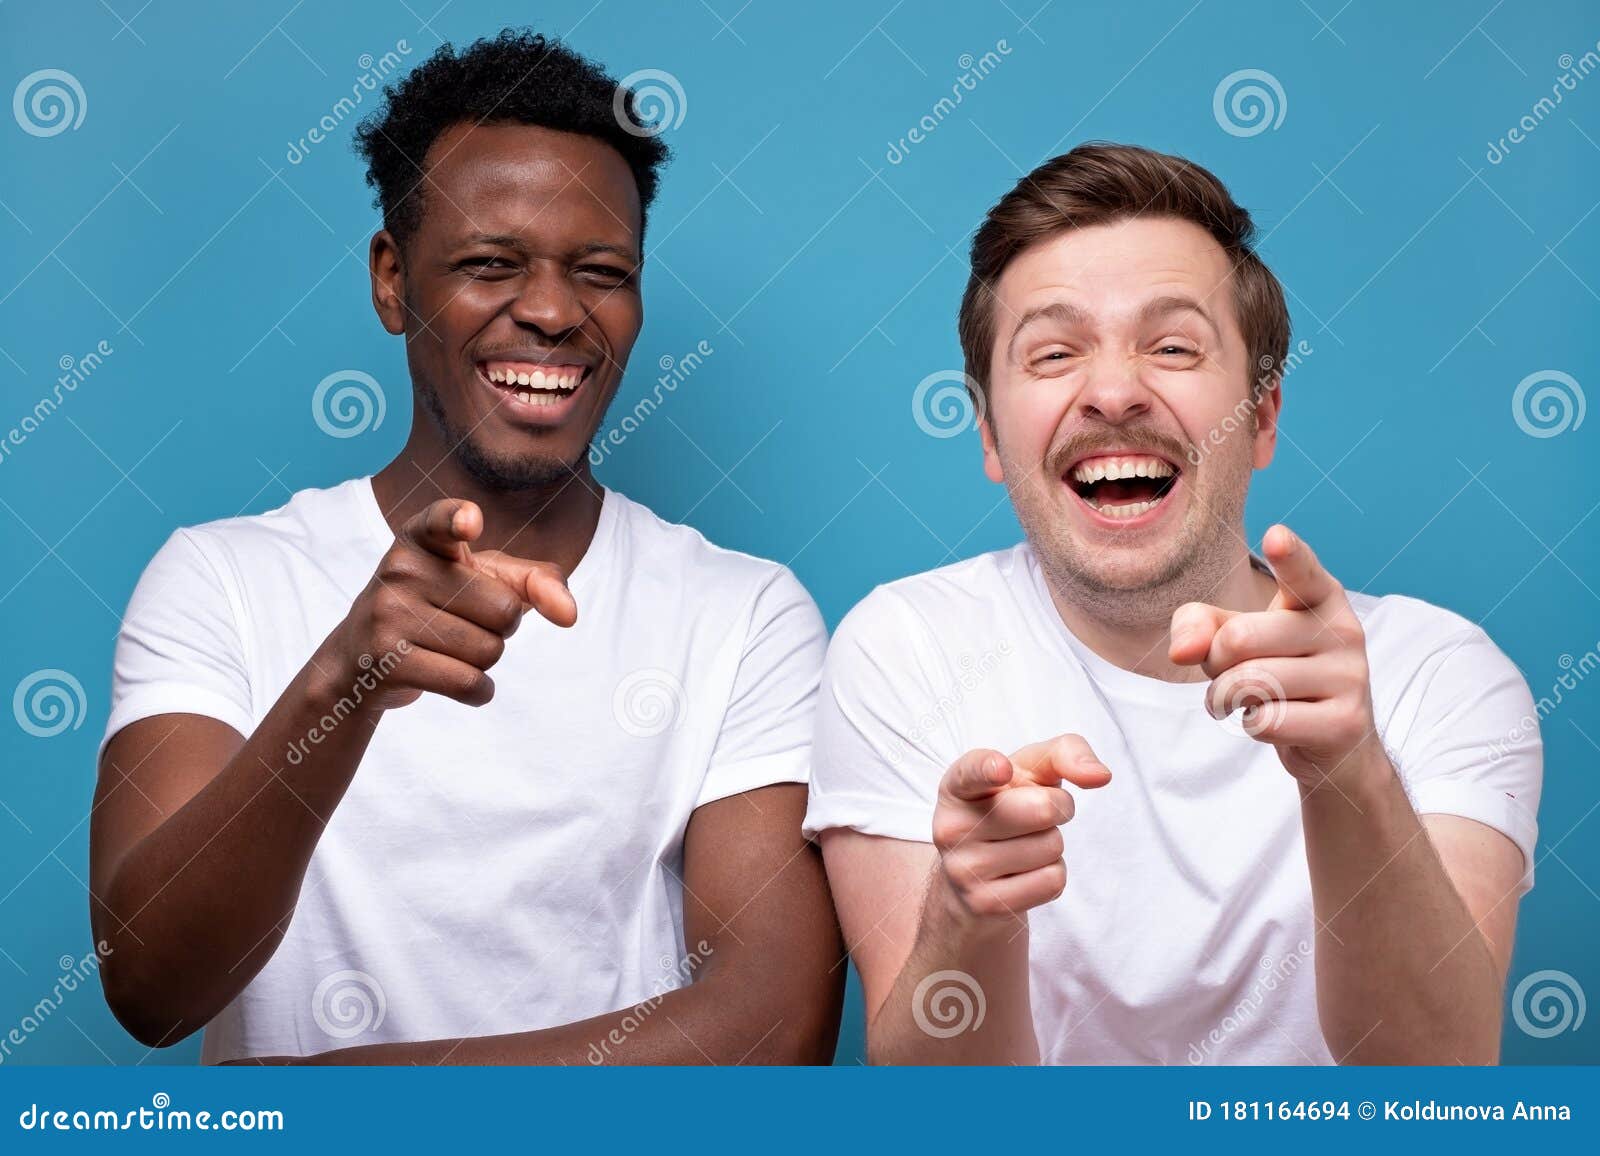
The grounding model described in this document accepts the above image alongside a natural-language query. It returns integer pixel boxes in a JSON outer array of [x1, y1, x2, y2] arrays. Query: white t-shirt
[[103, 477, 825, 1063], [804, 542, 1542, 1065]]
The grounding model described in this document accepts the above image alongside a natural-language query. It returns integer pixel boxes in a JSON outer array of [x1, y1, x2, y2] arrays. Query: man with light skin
[[806, 143, 1542, 1064]]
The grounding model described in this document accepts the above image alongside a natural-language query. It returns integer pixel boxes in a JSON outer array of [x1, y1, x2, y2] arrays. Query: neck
[[372, 428, 604, 575], [1041, 540, 1278, 683]]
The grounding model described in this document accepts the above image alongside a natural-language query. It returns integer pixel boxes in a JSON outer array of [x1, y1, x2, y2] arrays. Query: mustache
[[1045, 424, 1193, 476]]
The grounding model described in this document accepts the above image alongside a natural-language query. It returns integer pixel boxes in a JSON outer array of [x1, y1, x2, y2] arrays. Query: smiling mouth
[[477, 359, 589, 408], [1065, 453, 1180, 520]]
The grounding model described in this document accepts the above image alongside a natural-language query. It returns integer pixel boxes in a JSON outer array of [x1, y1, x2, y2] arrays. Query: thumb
[[399, 498, 482, 563], [473, 551, 579, 628], [941, 749, 1015, 803], [1170, 601, 1235, 667]]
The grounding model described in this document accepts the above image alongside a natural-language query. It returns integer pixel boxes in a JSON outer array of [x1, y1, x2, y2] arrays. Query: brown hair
[[957, 142, 1290, 395]]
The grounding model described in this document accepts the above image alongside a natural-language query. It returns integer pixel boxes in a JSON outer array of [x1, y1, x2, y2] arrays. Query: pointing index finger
[[472, 550, 579, 628], [1263, 524, 1342, 613], [1009, 734, 1112, 790]]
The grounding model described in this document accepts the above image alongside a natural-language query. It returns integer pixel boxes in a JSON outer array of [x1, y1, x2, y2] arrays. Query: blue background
[[1, 0, 1596, 1067]]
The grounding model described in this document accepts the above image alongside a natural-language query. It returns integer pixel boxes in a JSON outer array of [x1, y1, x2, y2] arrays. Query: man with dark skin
[[91, 32, 843, 1065]]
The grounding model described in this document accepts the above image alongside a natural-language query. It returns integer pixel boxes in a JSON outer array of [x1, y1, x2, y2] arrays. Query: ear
[[978, 409, 1005, 484], [370, 230, 407, 337], [1251, 375, 1281, 470]]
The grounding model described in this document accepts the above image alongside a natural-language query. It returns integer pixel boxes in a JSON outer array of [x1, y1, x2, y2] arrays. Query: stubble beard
[[999, 426, 1256, 632]]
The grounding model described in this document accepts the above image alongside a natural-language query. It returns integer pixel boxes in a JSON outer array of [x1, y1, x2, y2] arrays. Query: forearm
[[869, 869, 1038, 1065], [1301, 750, 1503, 1064], [97, 653, 380, 1043], [282, 958, 837, 1066]]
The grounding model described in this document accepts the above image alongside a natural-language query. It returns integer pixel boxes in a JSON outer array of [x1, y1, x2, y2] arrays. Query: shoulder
[[607, 490, 819, 621], [1349, 590, 1507, 677], [1350, 590, 1532, 725], [833, 545, 1026, 651], [172, 477, 377, 565]]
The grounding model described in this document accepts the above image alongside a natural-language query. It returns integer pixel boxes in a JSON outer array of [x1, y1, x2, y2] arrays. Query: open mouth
[[1065, 453, 1180, 521], [476, 359, 589, 409]]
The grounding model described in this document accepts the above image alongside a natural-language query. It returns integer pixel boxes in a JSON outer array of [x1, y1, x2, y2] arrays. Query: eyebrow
[[1006, 301, 1092, 359], [461, 234, 641, 265], [572, 241, 642, 265], [1006, 294, 1221, 359], [1138, 294, 1220, 336]]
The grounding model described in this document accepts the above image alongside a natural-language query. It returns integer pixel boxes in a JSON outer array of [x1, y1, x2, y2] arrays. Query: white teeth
[[1095, 499, 1156, 519], [486, 365, 588, 400], [1070, 455, 1175, 483], [484, 363, 582, 393]]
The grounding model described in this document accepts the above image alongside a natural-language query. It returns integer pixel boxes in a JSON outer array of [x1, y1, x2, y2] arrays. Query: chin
[[454, 436, 587, 492], [1066, 546, 1190, 594]]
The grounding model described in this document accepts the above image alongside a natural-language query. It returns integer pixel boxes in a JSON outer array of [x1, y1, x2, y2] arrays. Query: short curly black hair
[[353, 29, 670, 251]]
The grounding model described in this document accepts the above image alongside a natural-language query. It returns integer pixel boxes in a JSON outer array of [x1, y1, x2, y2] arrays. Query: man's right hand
[[323, 497, 579, 711], [931, 735, 1112, 921]]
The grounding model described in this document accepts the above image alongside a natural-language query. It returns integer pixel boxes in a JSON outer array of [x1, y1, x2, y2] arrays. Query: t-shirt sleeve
[[802, 587, 960, 844], [694, 566, 827, 808], [1392, 628, 1543, 894], [100, 528, 254, 759]]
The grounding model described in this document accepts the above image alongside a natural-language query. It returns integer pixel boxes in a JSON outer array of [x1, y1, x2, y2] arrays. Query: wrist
[[929, 866, 1029, 945], [1300, 739, 1395, 807], [301, 641, 387, 724]]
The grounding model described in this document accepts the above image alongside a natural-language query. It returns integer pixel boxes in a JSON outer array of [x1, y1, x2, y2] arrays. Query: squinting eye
[[1156, 345, 1196, 356]]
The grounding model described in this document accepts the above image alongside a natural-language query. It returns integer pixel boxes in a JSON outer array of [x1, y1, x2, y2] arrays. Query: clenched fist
[[318, 497, 578, 711], [932, 735, 1112, 920]]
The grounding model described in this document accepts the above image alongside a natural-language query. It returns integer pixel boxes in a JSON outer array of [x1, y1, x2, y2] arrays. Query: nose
[[507, 262, 587, 340], [1074, 352, 1153, 426]]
